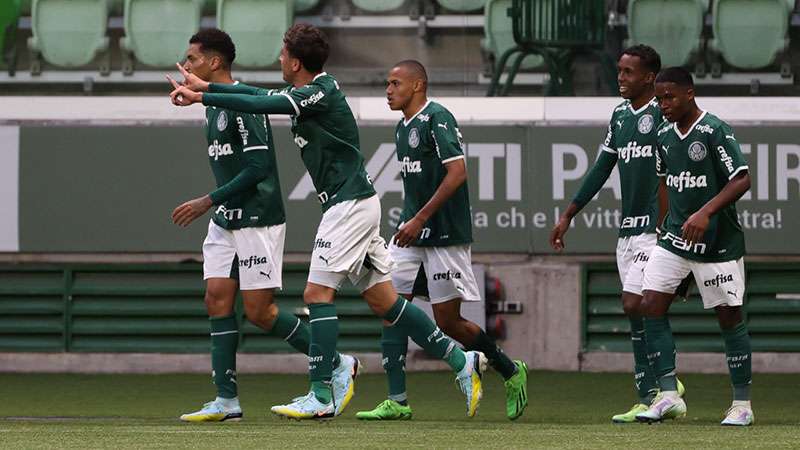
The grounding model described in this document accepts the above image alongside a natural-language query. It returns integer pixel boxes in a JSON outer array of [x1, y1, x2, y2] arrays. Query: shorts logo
[[217, 111, 228, 131], [239, 255, 268, 269], [408, 128, 420, 148], [313, 238, 332, 249], [632, 251, 649, 264], [433, 270, 462, 281], [688, 141, 707, 162], [703, 273, 734, 287], [637, 114, 654, 134]]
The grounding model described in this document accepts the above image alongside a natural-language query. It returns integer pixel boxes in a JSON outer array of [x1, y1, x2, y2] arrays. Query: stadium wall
[[1, 97, 799, 373]]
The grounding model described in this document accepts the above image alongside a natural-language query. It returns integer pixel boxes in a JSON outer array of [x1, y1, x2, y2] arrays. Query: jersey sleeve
[[655, 128, 669, 177], [208, 82, 272, 96], [430, 111, 465, 163], [601, 113, 618, 154], [208, 113, 270, 204], [285, 83, 329, 117], [572, 148, 618, 209], [711, 123, 748, 180]]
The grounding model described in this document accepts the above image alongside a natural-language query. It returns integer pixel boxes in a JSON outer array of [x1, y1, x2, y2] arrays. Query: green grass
[[0, 371, 796, 449]]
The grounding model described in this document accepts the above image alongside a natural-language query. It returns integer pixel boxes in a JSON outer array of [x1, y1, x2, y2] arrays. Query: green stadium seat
[[351, 0, 406, 12], [482, 0, 543, 71], [121, 0, 203, 69], [294, 0, 320, 12], [709, 0, 792, 70], [0, 0, 21, 70], [27, 0, 110, 69], [626, 0, 707, 67], [438, 0, 486, 12], [217, 0, 292, 67]]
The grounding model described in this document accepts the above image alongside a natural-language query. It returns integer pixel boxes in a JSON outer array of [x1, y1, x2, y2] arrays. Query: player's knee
[[622, 296, 643, 316], [204, 290, 233, 316], [715, 306, 742, 330], [244, 301, 277, 330]]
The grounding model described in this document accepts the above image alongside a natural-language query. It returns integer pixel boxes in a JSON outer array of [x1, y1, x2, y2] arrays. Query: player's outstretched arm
[[394, 158, 467, 248], [202, 92, 296, 115], [681, 171, 751, 244], [208, 81, 273, 96]]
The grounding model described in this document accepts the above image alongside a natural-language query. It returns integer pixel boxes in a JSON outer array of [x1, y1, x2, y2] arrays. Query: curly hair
[[283, 23, 329, 73]]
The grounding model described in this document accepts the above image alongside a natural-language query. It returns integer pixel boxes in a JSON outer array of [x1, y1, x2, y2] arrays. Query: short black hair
[[621, 44, 661, 75], [656, 66, 694, 87], [189, 28, 236, 68], [284, 23, 329, 73], [394, 60, 428, 84]]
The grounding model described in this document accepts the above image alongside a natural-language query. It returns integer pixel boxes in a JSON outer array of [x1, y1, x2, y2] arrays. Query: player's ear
[[208, 54, 221, 71], [685, 86, 695, 101], [644, 71, 656, 85]]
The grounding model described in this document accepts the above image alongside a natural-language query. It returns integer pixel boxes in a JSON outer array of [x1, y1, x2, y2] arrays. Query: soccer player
[[549, 46, 686, 423], [169, 24, 487, 420], [168, 29, 357, 422], [355, 60, 528, 421], [635, 67, 753, 426]]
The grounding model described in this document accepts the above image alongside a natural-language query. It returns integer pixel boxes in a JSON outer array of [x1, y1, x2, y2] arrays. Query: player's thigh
[[424, 245, 481, 304], [621, 233, 657, 297], [205, 278, 238, 316], [691, 257, 745, 310], [388, 242, 423, 296], [642, 246, 692, 295], [231, 224, 285, 291], [202, 221, 239, 316]]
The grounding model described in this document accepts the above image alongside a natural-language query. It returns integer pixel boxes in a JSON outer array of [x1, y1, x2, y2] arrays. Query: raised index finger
[[176, 62, 190, 78], [166, 74, 181, 90]]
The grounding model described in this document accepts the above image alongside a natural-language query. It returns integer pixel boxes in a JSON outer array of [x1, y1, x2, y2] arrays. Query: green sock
[[308, 303, 338, 404], [381, 324, 409, 404], [210, 314, 239, 399], [467, 329, 516, 380], [630, 316, 659, 403], [382, 297, 466, 373], [644, 316, 677, 391], [267, 308, 341, 369], [722, 322, 752, 401]]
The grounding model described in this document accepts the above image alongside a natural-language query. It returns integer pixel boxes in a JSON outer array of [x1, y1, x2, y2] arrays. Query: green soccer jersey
[[205, 105, 285, 229], [573, 98, 664, 237], [655, 111, 748, 262], [394, 101, 472, 247], [276, 73, 376, 210]]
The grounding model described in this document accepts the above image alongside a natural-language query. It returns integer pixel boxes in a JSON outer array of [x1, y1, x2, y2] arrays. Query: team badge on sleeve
[[637, 114, 654, 134], [217, 111, 228, 131], [688, 141, 707, 162], [408, 128, 420, 148]]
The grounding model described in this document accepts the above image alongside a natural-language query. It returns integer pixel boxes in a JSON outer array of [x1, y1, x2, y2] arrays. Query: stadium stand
[[481, 0, 543, 74], [438, 0, 486, 12], [709, 0, 793, 71], [120, 0, 203, 71], [0, 0, 21, 72], [217, 0, 293, 67], [625, 0, 708, 68], [351, 0, 407, 12], [27, 0, 110, 74], [294, 0, 321, 12]]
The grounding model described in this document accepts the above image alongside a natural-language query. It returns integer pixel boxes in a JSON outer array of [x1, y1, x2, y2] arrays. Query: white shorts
[[202, 220, 285, 290], [616, 233, 657, 296], [643, 246, 745, 309], [390, 242, 481, 304], [307, 195, 393, 292]]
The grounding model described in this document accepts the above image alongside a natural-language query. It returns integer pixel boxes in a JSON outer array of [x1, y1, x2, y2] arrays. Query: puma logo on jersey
[[437, 122, 448, 131], [208, 140, 233, 160], [616, 120, 623, 129], [399, 156, 422, 175], [666, 171, 708, 192], [617, 141, 653, 163], [300, 91, 325, 107]]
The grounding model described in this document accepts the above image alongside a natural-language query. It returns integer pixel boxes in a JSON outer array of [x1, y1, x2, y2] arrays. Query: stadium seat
[[27, 0, 110, 70], [482, 0, 543, 71], [438, 0, 486, 12], [351, 0, 406, 12], [294, 0, 320, 12], [709, 0, 792, 70], [626, 0, 707, 68], [0, 0, 21, 70], [217, 0, 292, 67], [121, 0, 203, 69]]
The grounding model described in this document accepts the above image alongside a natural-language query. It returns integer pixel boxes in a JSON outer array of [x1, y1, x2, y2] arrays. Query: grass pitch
[[0, 370, 797, 449]]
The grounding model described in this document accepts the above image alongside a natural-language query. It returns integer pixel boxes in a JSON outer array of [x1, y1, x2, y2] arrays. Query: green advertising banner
[[16, 123, 799, 254]]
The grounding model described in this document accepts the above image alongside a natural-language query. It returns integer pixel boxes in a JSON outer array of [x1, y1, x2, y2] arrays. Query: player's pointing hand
[[176, 62, 211, 92]]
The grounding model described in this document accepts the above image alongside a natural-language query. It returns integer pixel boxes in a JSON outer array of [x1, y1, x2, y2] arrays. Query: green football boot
[[504, 360, 529, 420], [355, 399, 412, 421], [612, 403, 649, 423]]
